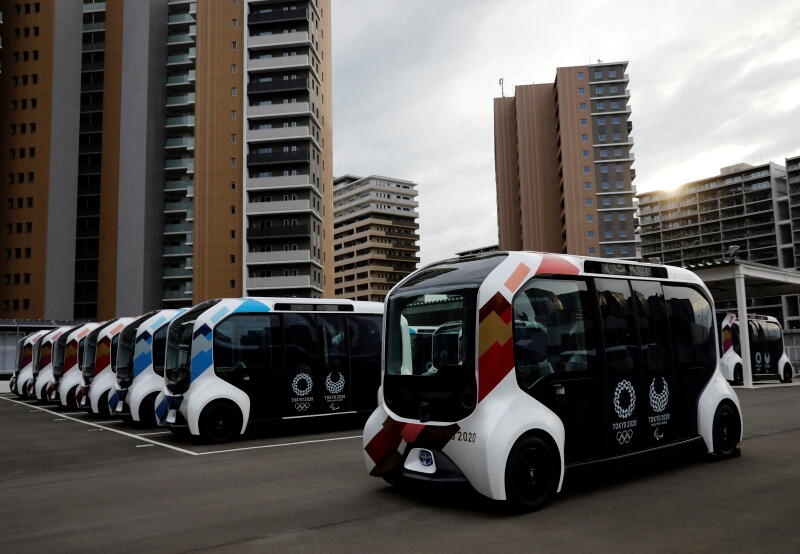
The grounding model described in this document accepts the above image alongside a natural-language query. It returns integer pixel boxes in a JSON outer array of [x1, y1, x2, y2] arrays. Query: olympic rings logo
[[616, 429, 634, 444], [294, 402, 311, 412]]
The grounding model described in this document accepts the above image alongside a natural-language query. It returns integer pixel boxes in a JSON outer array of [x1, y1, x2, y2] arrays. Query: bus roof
[[136, 308, 188, 337]]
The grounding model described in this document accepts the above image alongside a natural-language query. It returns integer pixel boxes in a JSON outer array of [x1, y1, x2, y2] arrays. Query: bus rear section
[[720, 314, 793, 385], [364, 252, 742, 511], [160, 298, 383, 442], [114, 309, 185, 424]]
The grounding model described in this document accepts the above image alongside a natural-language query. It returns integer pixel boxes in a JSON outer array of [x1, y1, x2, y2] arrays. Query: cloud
[[331, 0, 800, 265]]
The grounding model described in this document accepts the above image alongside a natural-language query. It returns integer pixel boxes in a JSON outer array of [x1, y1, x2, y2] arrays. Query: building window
[[594, 71, 603, 79], [610, 85, 619, 93], [609, 70, 617, 78], [230, 205, 236, 214], [597, 118, 606, 125], [578, 87, 585, 95], [583, 166, 590, 174], [580, 134, 588, 142], [230, 181, 236, 190], [584, 182, 592, 190], [579, 103, 587, 110], [231, 64, 237, 73], [230, 157, 236, 167], [230, 134, 236, 143], [595, 86, 604, 95], [602, 197, 611, 206], [577, 71, 585, 79], [612, 132, 621, 141], [601, 182, 610, 190], [603, 214, 612, 222], [231, 87, 237, 96], [588, 231, 595, 238], [585, 198, 593, 206], [620, 246, 629, 255], [230, 254, 236, 263], [605, 230, 613, 238], [582, 150, 590, 158], [620, 230, 628, 237], [231, 41, 237, 50], [231, 110, 237, 120], [580, 119, 588, 126], [616, 181, 625, 189], [611, 101, 620, 109], [617, 197, 625, 205], [231, 19, 237, 28], [230, 230, 236, 238], [614, 148, 622, 156], [619, 213, 627, 221], [598, 134, 607, 141], [611, 116, 620, 124], [599, 149, 608, 158], [596, 102, 605, 110], [615, 164, 623, 172], [586, 214, 594, 222], [605, 246, 614, 255], [588, 247, 596, 254], [601, 165, 609, 173]]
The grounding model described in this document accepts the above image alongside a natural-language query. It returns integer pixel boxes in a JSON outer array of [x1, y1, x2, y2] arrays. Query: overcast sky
[[331, 0, 800, 265]]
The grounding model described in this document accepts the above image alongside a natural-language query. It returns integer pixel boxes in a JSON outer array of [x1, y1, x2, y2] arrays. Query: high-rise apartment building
[[494, 61, 638, 259], [787, 155, 800, 267], [0, 0, 332, 320], [332, 175, 419, 302], [638, 161, 798, 327]]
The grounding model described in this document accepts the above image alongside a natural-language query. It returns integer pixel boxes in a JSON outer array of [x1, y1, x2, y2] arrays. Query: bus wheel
[[732, 364, 743, 386], [139, 393, 158, 427], [781, 364, 793, 384], [66, 387, 78, 410], [504, 435, 559, 512], [199, 401, 242, 443], [712, 403, 740, 459], [97, 391, 111, 417]]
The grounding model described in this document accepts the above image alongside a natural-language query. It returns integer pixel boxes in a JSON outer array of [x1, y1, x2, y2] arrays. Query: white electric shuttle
[[33, 326, 77, 402], [80, 318, 133, 415], [363, 252, 743, 511], [157, 298, 383, 442], [719, 313, 793, 385], [110, 309, 182, 423], [10, 329, 51, 399], [59, 322, 105, 409]]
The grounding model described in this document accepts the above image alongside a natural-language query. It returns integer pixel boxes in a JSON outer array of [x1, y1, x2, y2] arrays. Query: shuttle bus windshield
[[165, 300, 220, 394], [53, 333, 70, 378]]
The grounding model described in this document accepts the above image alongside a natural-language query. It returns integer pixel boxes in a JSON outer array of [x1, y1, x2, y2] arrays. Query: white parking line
[[0, 395, 197, 456], [195, 434, 362, 456], [1, 395, 364, 456]]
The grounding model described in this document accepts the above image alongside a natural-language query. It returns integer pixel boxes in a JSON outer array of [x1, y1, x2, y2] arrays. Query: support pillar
[[734, 264, 754, 388]]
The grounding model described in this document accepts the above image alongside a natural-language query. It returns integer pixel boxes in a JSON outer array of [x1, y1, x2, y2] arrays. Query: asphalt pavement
[[0, 384, 798, 553]]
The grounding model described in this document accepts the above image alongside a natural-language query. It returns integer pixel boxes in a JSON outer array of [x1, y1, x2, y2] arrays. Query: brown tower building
[[494, 61, 638, 259], [332, 174, 419, 302], [0, 0, 333, 320]]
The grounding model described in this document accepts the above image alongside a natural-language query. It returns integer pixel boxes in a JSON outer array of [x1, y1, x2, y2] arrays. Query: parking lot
[[1, 384, 799, 553]]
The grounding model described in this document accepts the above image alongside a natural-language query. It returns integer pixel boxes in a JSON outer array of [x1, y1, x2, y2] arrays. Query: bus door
[[316, 313, 352, 414], [282, 313, 320, 417], [749, 321, 765, 375], [596, 279, 642, 456], [630, 280, 675, 447], [213, 314, 283, 421], [347, 314, 382, 412], [760, 321, 783, 376], [513, 278, 604, 464]]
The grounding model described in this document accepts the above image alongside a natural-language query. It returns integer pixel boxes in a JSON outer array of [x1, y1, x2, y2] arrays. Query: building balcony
[[248, 55, 311, 72], [247, 275, 312, 289], [247, 199, 314, 215], [167, 52, 194, 67], [82, 2, 106, 13], [82, 41, 105, 52], [247, 225, 310, 239], [165, 136, 195, 150], [163, 267, 193, 279], [246, 174, 311, 190], [591, 105, 632, 116], [166, 70, 195, 86], [168, 12, 194, 25], [247, 150, 309, 166], [167, 33, 193, 46], [164, 179, 193, 191], [166, 93, 195, 106], [164, 200, 192, 213], [247, 102, 312, 118], [247, 250, 313, 264], [164, 222, 193, 235], [247, 78, 309, 95], [248, 31, 310, 48], [247, 126, 312, 142], [164, 244, 193, 257], [248, 8, 307, 25], [165, 157, 194, 172], [162, 290, 192, 301], [166, 115, 195, 128]]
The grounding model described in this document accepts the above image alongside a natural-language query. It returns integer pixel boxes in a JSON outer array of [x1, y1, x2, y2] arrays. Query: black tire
[[65, 386, 78, 410], [504, 435, 559, 512], [781, 364, 793, 384], [138, 393, 158, 427], [732, 364, 743, 386], [95, 390, 111, 417], [198, 401, 242, 443], [19, 380, 30, 400], [712, 403, 741, 459]]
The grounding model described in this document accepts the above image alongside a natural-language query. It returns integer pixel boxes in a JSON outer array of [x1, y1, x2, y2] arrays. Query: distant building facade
[[332, 175, 419, 302], [494, 61, 638, 259], [638, 160, 799, 328]]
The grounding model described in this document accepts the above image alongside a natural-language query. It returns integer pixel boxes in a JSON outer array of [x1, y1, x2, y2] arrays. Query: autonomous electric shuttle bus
[[363, 252, 743, 511], [80, 319, 130, 415], [720, 313, 793, 385], [158, 298, 383, 442], [11, 329, 50, 398], [60, 322, 106, 409], [109, 310, 178, 422], [33, 326, 77, 402]]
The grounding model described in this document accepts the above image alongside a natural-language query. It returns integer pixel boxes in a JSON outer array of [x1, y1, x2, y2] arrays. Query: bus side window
[[512, 279, 596, 391], [595, 278, 637, 372], [663, 286, 716, 373], [630, 280, 671, 373], [348, 314, 382, 411]]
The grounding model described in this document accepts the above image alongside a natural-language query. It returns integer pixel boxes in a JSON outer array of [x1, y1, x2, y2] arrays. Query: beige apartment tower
[[495, 61, 638, 259], [332, 175, 419, 302], [0, 0, 333, 320]]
